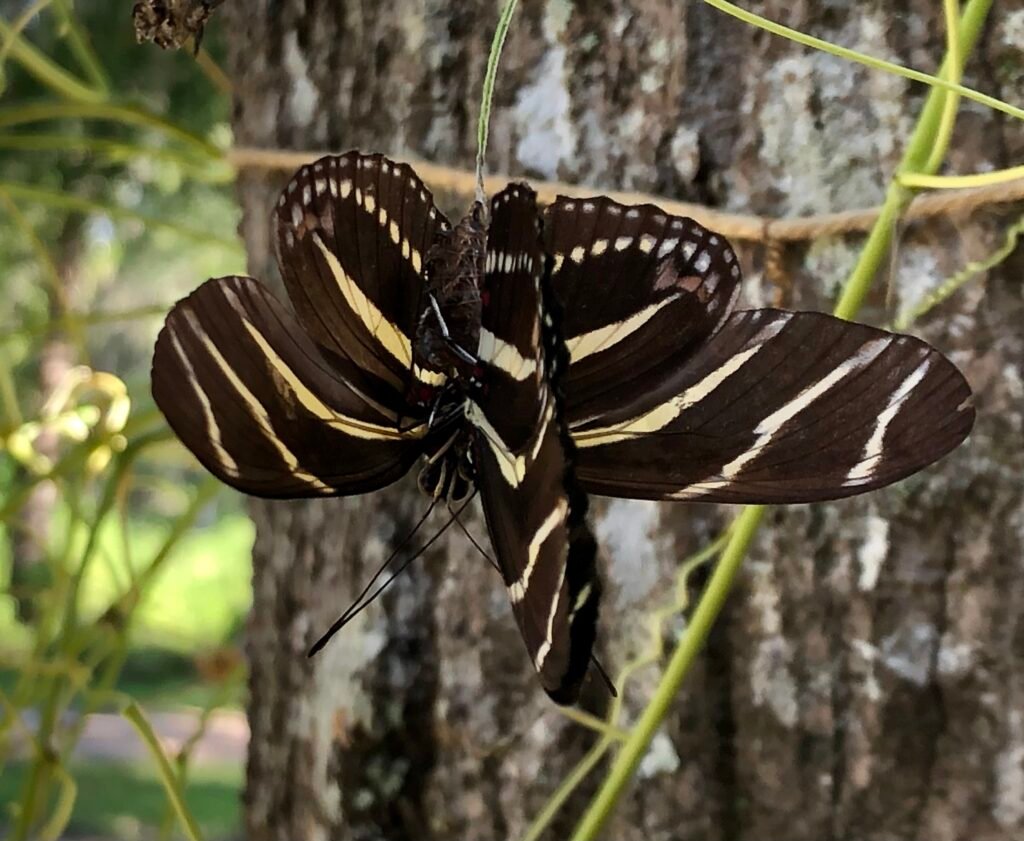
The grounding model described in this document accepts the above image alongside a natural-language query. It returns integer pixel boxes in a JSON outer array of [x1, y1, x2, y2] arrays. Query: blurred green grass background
[[0, 761, 243, 840], [0, 512, 253, 838], [0, 509, 253, 685], [1, 1, 255, 837]]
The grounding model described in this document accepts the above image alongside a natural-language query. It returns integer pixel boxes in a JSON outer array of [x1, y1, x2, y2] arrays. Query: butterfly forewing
[[573, 309, 974, 502], [152, 276, 425, 498], [275, 152, 449, 397], [469, 184, 599, 704], [544, 195, 741, 425]]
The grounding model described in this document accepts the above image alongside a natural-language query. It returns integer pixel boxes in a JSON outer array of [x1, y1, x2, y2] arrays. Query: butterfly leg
[[427, 382, 455, 429], [428, 293, 480, 366]]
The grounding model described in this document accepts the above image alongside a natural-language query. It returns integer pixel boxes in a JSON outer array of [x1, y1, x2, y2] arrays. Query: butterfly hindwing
[[152, 276, 425, 499], [572, 309, 974, 502], [545, 195, 741, 425], [275, 152, 450, 399], [469, 185, 599, 704]]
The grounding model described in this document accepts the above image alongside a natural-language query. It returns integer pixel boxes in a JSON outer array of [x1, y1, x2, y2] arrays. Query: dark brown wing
[[275, 152, 450, 402], [572, 309, 974, 502], [152, 276, 425, 498], [469, 185, 599, 704], [544, 195, 741, 425]]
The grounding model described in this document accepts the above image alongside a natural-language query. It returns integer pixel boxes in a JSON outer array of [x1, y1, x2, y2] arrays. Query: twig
[[228, 145, 1024, 244]]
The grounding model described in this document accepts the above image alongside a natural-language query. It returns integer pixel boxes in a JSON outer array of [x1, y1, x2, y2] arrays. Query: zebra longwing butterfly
[[151, 151, 974, 705]]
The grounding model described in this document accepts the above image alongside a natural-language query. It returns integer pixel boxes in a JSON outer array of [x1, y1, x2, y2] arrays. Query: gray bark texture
[[222, 2, 1024, 839]]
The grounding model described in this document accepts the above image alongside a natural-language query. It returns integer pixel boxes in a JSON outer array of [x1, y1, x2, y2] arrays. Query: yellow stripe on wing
[[566, 295, 680, 364], [572, 342, 765, 447], [168, 331, 240, 479], [241, 319, 425, 441], [182, 309, 332, 493], [312, 232, 414, 368]]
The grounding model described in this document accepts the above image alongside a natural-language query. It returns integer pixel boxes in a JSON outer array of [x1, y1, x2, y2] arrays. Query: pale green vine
[[894, 212, 1024, 331], [475, 0, 519, 202], [699, 0, 1022, 123], [0, 13, 105, 103]]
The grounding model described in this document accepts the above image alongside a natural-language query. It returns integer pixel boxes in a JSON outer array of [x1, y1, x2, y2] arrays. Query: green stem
[[123, 702, 206, 841], [893, 211, 1024, 330], [522, 735, 616, 841], [1, 303, 173, 345], [11, 701, 61, 840], [0, 343, 21, 429], [0, 1, 55, 75], [193, 47, 233, 95], [0, 181, 241, 249], [558, 707, 629, 741], [900, 167, 1024, 189], [0, 17, 105, 103], [699, 0, 1020, 122], [130, 478, 220, 596], [51, 0, 110, 96], [63, 431, 169, 636], [834, 0, 991, 319], [0, 101, 224, 159], [36, 763, 77, 841], [11, 430, 169, 838], [2, 407, 163, 502], [475, 0, 519, 201], [1, 443, 89, 522], [158, 664, 244, 841], [0, 185, 64, 314], [922, 0, 962, 174], [0, 133, 231, 180], [832, 184, 907, 320], [570, 2, 993, 838]]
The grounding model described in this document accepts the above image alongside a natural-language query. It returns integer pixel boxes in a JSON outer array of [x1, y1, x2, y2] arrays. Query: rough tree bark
[[222, 2, 1023, 839]]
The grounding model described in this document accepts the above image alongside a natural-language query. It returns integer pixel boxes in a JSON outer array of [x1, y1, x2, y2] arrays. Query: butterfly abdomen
[[415, 203, 487, 373]]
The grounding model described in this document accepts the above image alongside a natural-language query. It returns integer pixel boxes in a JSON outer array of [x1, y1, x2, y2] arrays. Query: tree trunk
[[222, 2, 1023, 839]]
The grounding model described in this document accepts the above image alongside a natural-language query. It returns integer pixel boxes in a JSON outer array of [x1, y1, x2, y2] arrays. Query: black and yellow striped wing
[[544, 195, 740, 424], [544, 195, 973, 502], [571, 309, 974, 502], [275, 152, 450, 404], [469, 185, 599, 704], [152, 276, 426, 498]]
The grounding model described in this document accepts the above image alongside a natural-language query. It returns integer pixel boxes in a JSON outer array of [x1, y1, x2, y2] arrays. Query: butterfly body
[[152, 150, 973, 705], [408, 201, 492, 504], [414, 202, 487, 379]]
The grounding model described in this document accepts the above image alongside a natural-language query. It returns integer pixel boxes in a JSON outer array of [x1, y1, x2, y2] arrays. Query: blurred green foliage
[[1, 2, 250, 838], [0, 503, 254, 652], [0, 760, 242, 840]]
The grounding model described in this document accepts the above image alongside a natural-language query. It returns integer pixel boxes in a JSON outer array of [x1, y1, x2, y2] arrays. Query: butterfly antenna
[[307, 498, 437, 656], [448, 503, 500, 574], [341, 497, 437, 626], [308, 495, 475, 656]]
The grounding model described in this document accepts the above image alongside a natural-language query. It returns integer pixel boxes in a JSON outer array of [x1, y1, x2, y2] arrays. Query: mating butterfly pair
[[152, 151, 973, 704]]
